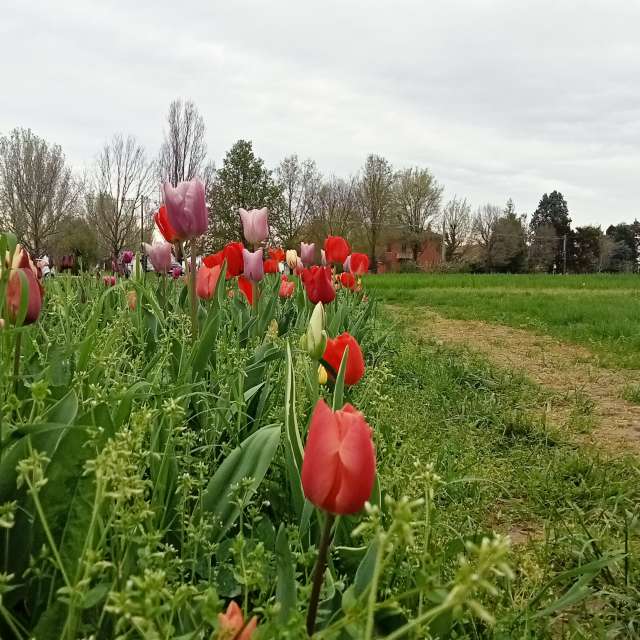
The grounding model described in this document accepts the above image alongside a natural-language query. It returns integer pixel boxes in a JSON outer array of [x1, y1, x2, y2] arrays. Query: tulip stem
[[306, 512, 335, 636], [13, 331, 22, 393], [189, 240, 198, 339]]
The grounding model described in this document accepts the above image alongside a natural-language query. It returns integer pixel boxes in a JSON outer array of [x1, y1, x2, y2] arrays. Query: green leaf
[[284, 342, 305, 517], [332, 346, 349, 410], [201, 426, 280, 540], [190, 311, 220, 379], [275, 524, 297, 622], [354, 538, 379, 597]]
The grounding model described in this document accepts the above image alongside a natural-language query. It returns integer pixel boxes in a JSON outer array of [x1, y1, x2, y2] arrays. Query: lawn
[[366, 273, 640, 368]]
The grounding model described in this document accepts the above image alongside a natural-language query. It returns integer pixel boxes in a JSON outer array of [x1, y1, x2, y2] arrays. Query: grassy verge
[[366, 273, 640, 368], [376, 317, 640, 637]]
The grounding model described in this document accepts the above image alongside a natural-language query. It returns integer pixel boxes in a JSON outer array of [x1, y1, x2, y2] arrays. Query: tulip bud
[[318, 364, 328, 385], [301, 302, 327, 360], [286, 249, 298, 270], [127, 290, 137, 310]]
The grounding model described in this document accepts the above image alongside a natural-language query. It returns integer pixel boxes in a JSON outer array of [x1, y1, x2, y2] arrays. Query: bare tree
[[442, 196, 472, 260], [0, 128, 82, 256], [359, 154, 394, 271], [158, 99, 214, 187], [86, 134, 155, 258], [394, 167, 443, 262], [273, 154, 322, 246], [473, 203, 502, 269], [313, 176, 360, 241]]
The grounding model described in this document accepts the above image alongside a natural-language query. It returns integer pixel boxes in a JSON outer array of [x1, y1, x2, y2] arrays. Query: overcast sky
[[2, 0, 639, 227]]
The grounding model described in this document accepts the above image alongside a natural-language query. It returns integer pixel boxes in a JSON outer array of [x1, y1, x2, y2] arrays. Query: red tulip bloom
[[196, 264, 221, 300], [264, 258, 279, 274], [268, 247, 285, 262], [103, 275, 116, 287], [6, 268, 43, 325], [237, 275, 253, 305], [301, 399, 376, 515], [350, 253, 369, 275], [203, 251, 224, 268], [322, 332, 365, 385], [301, 266, 335, 305], [324, 236, 350, 264], [279, 275, 295, 298], [218, 601, 258, 640], [154, 205, 178, 243], [223, 242, 244, 277], [339, 272, 356, 290]]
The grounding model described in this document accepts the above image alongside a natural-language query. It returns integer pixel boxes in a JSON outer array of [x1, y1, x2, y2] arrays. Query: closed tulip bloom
[[203, 251, 224, 269], [301, 399, 376, 515], [196, 264, 221, 300], [222, 242, 244, 277], [295, 257, 304, 275], [127, 290, 137, 310], [6, 268, 43, 325], [143, 242, 173, 273], [318, 364, 328, 385], [301, 302, 327, 360], [285, 249, 298, 270], [121, 250, 134, 264], [322, 332, 365, 385], [154, 204, 179, 243], [162, 179, 208, 241], [300, 242, 315, 266], [301, 266, 336, 305], [103, 275, 116, 287], [279, 275, 295, 298], [324, 236, 350, 264], [340, 272, 356, 290], [269, 247, 285, 262], [350, 253, 369, 275], [237, 275, 254, 305], [242, 248, 264, 281], [217, 601, 258, 640], [263, 258, 278, 274], [239, 207, 269, 245]]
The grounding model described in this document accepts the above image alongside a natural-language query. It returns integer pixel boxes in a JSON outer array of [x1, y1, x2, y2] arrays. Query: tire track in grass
[[390, 305, 640, 454]]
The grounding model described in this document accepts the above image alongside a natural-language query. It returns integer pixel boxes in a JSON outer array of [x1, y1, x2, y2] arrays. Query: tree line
[[0, 99, 638, 273]]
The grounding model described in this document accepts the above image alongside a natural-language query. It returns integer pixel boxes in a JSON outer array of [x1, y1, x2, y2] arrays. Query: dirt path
[[395, 306, 640, 454]]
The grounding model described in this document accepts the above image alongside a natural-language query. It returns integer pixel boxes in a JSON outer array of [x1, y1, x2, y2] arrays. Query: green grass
[[377, 318, 640, 637], [366, 273, 640, 368]]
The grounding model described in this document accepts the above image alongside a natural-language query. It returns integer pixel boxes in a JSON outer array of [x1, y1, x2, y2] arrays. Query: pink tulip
[[143, 242, 173, 273], [321, 249, 327, 266], [162, 179, 208, 241], [171, 266, 183, 279], [242, 248, 264, 281], [103, 275, 116, 287], [239, 207, 269, 245], [121, 250, 134, 264], [343, 254, 351, 272], [300, 242, 315, 266]]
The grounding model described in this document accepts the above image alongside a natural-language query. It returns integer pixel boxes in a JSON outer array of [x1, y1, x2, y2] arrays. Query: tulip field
[[1, 190, 640, 638]]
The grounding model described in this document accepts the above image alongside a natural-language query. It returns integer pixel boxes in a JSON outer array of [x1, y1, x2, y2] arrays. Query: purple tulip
[[171, 266, 183, 279], [321, 249, 327, 266], [242, 248, 264, 281], [239, 207, 269, 245], [343, 254, 351, 272], [122, 250, 134, 264], [162, 179, 208, 241], [300, 242, 315, 266], [143, 242, 173, 273]]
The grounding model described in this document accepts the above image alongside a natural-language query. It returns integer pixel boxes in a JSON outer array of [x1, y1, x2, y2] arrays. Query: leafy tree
[[528, 224, 558, 272], [358, 154, 394, 272], [571, 226, 602, 273], [606, 222, 638, 270], [393, 167, 443, 262], [208, 140, 282, 248], [0, 127, 82, 256], [48, 215, 100, 269], [492, 210, 527, 272], [530, 191, 571, 236]]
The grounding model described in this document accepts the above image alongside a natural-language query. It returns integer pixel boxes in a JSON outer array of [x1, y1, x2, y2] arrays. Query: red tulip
[[322, 332, 365, 385], [324, 236, 350, 264], [217, 601, 257, 639], [203, 251, 224, 268], [301, 266, 335, 305], [268, 247, 285, 262], [279, 275, 295, 298], [6, 268, 43, 325], [350, 253, 369, 275], [204, 242, 244, 278], [237, 275, 253, 305], [103, 275, 116, 287], [196, 264, 221, 300], [301, 399, 376, 515], [264, 258, 279, 274], [339, 272, 356, 290], [154, 204, 179, 243]]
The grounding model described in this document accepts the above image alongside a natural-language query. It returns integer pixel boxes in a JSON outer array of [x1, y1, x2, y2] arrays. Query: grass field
[[366, 273, 640, 368]]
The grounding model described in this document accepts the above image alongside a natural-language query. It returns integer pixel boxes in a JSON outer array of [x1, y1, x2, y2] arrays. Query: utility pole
[[562, 233, 567, 274]]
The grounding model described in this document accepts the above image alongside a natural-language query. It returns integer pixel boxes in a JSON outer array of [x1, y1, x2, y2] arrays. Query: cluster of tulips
[[2, 243, 45, 327]]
